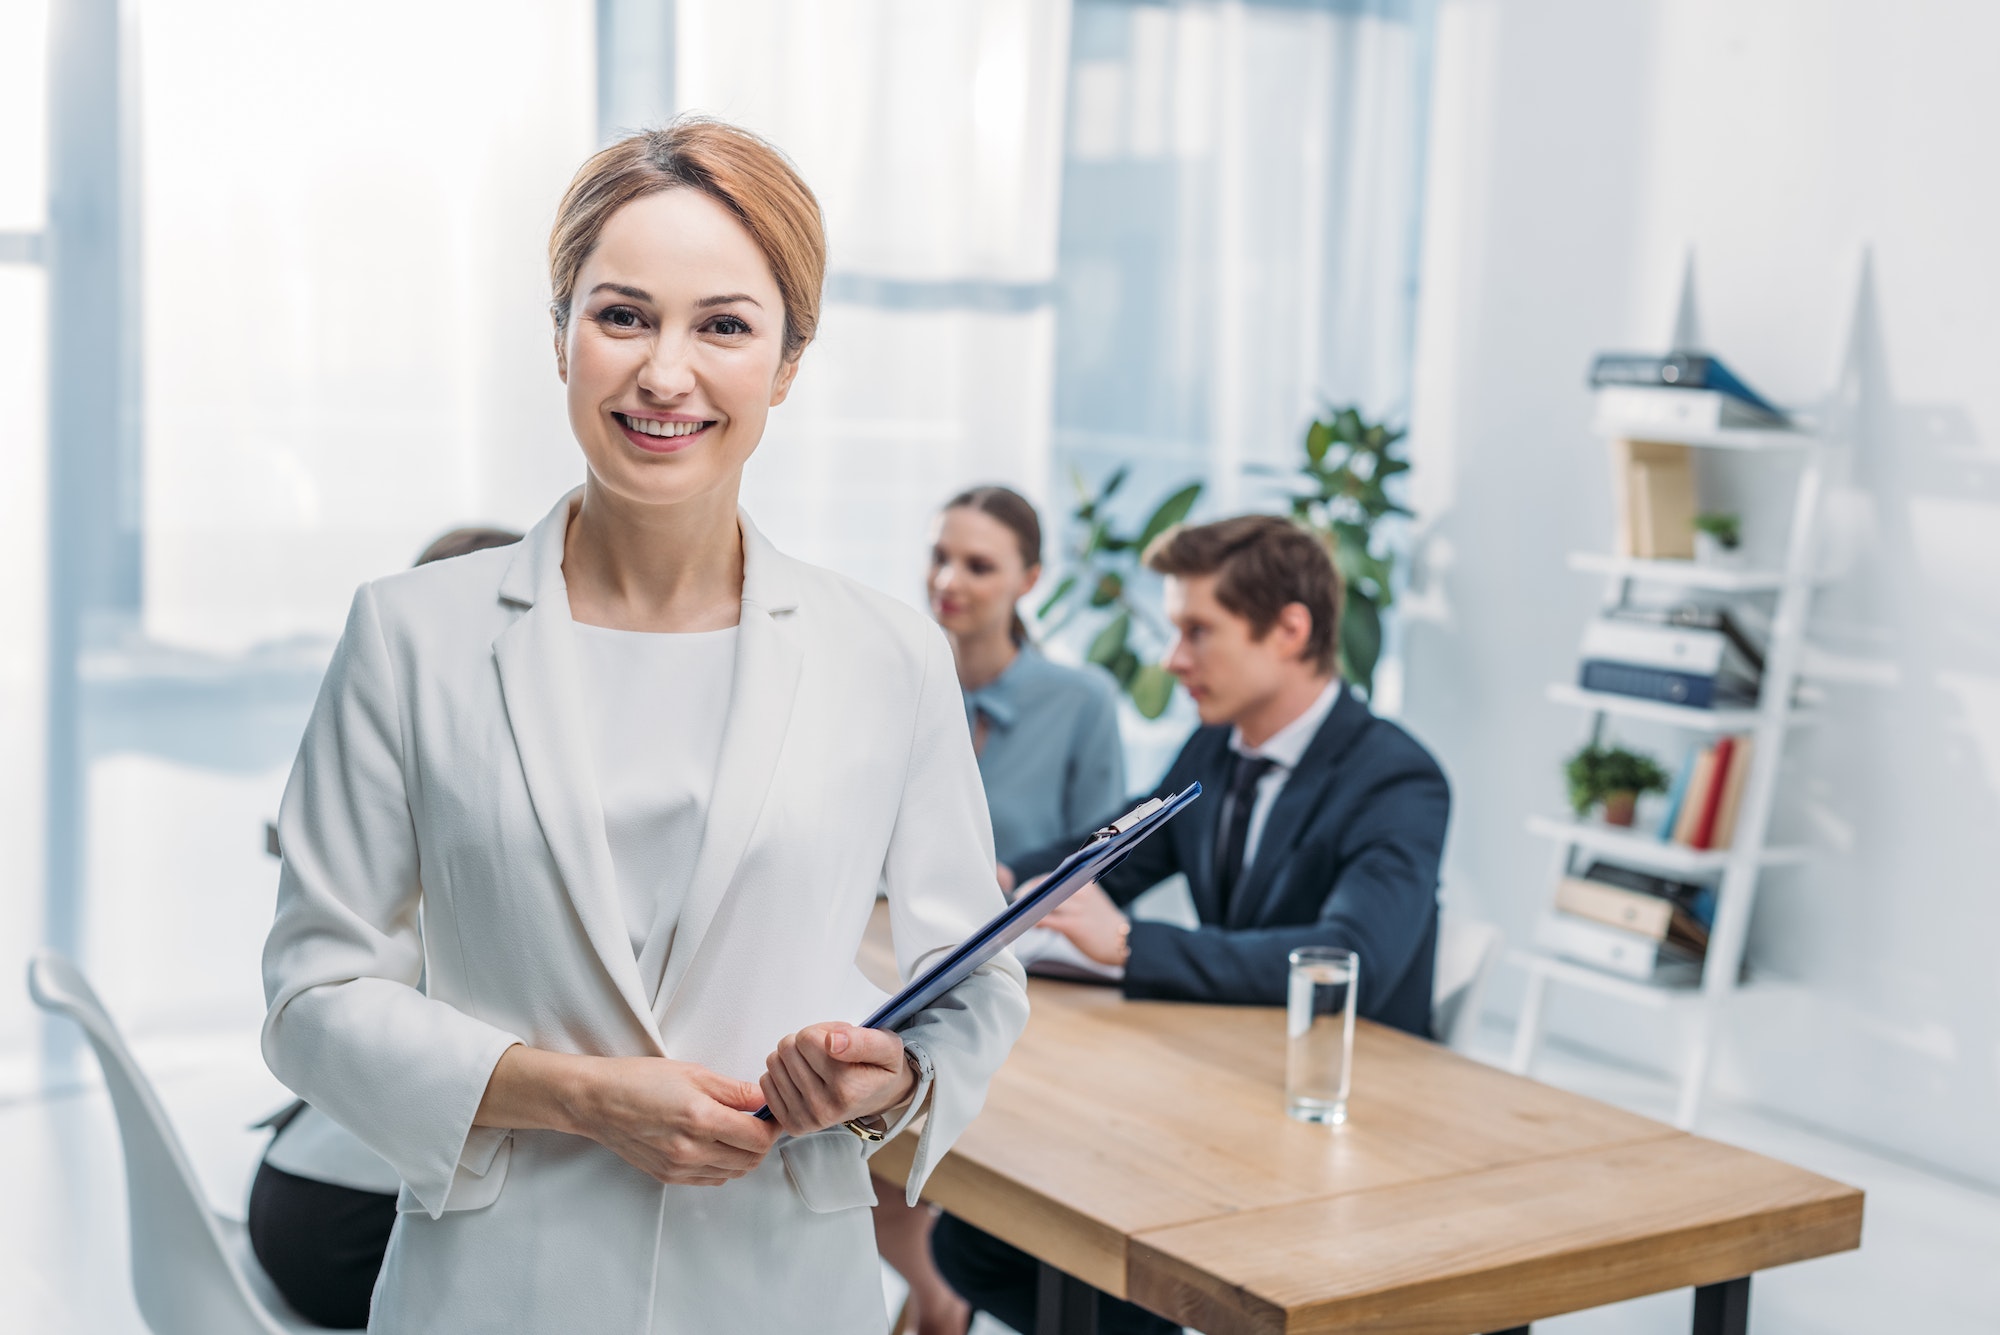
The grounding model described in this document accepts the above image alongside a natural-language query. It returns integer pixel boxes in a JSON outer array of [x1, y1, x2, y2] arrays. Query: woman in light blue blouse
[[929, 485, 1127, 868], [874, 484, 1126, 1335]]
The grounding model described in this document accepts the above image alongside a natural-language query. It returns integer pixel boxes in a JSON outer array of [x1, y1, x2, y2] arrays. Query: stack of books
[[1578, 606, 1763, 709], [1590, 352, 1791, 432], [1538, 861, 1713, 983], [1657, 734, 1755, 851]]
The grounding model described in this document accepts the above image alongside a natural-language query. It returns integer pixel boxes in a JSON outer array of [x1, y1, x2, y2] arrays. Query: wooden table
[[859, 908, 1862, 1335]]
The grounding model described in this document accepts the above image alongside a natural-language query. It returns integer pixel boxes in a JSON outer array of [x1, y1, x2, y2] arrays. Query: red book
[[1689, 735, 1736, 850]]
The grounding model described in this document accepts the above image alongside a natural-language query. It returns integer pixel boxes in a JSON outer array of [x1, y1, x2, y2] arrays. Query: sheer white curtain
[[0, 0, 52, 1078], [78, 0, 596, 1039], [1053, 0, 1431, 515], [677, 0, 1073, 608]]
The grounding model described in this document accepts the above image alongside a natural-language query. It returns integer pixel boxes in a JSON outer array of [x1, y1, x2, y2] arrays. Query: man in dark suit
[[931, 514, 1450, 1335]]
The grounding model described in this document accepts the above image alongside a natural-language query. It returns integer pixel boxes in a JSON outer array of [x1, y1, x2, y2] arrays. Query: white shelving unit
[[1508, 408, 1826, 1129]]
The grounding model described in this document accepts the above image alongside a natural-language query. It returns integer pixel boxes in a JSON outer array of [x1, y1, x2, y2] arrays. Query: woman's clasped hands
[[759, 1021, 920, 1138], [479, 1022, 918, 1190]]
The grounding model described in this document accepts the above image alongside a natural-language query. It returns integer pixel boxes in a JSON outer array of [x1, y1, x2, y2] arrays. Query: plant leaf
[[1086, 610, 1131, 667], [1136, 482, 1203, 553], [1034, 574, 1077, 620], [1305, 417, 1334, 464], [1129, 663, 1177, 719], [1089, 572, 1124, 607], [1101, 465, 1129, 499], [1338, 589, 1382, 699]]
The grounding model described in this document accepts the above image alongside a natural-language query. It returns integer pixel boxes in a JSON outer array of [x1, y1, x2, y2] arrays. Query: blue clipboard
[[753, 782, 1201, 1122]]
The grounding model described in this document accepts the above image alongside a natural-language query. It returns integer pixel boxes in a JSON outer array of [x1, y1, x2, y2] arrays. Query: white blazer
[[261, 490, 1030, 1334]]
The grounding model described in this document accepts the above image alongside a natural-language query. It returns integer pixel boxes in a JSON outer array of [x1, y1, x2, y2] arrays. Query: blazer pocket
[[779, 1130, 880, 1213]]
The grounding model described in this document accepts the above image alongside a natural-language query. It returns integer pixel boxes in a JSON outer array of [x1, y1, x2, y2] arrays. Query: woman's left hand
[[760, 1022, 919, 1136]]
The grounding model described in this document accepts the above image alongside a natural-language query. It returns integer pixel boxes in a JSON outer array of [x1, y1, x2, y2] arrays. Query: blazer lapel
[[492, 491, 662, 1046], [1226, 686, 1371, 930], [651, 514, 805, 1017]]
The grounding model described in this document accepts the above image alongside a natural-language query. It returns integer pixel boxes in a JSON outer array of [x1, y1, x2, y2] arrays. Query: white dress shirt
[[1021, 677, 1345, 984], [1229, 676, 1344, 871]]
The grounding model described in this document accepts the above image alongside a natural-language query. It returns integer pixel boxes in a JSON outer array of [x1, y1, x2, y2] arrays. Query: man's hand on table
[[1038, 879, 1131, 968]]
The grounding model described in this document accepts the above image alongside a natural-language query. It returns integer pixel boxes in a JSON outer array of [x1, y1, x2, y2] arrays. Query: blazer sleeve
[[1122, 750, 1449, 1010], [872, 625, 1031, 1205], [260, 584, 525, 1218], [1060, 676, 1127, 836]]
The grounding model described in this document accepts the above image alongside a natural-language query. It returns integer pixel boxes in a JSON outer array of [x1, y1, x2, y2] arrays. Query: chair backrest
[[27, 952, 286, 1335], [1433, 910, 1502, 1052]]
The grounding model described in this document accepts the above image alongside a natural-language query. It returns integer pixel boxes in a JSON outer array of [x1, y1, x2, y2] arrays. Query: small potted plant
[[1564, 743, 1670, 827], [1692, 511, 1742, 568]]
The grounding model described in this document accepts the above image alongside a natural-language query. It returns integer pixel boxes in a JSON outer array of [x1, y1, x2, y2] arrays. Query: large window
[[0, 0, 51, 1083], [8, 0, 1432, 1085]]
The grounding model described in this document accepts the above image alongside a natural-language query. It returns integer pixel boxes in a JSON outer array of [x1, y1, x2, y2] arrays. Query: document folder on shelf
[[753, 783, 1201, 1122]]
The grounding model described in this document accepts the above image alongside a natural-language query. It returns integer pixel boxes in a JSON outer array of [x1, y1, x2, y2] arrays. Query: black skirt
[[246, 1160, 398, 1330]]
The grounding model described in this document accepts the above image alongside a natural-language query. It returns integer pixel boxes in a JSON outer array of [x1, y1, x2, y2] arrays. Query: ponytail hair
[[942, 485, 1043, 645]]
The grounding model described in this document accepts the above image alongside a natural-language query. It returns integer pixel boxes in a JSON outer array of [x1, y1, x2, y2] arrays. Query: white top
[[572, 620, 739, 962], [1229, 676, 1344, 870]]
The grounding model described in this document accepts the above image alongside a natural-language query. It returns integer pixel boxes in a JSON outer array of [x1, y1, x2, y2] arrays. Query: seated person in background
[[932, 514, 1450, 1335], [875, 485, 1127, 1335], [248, 524, 521, 1329]]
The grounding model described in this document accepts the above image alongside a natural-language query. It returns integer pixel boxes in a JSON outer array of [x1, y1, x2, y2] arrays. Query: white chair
[[1433, 910, 1503, 1052], [27, 951, 325, 1334]]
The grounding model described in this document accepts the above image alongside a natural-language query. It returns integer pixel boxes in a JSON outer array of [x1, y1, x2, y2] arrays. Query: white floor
[[4, 1022, 1996, 1335]]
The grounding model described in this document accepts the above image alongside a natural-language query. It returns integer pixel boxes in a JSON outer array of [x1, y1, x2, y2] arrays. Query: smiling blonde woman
[[259, 119, 1029, 1334]]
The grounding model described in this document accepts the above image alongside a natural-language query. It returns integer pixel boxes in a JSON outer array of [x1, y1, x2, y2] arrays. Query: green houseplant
[[1035, 466, 1203, 719], [1563, 742, 1671, 827], [1264, 406, 1412, 699], [1692, 511, 1743, 568]]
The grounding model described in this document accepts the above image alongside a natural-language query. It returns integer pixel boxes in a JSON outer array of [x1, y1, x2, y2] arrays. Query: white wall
[[1404, 0, 2000, 1186]]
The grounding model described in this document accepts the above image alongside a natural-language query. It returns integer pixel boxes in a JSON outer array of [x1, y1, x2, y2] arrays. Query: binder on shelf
[[1535, 912, 1702, 984], [1578, 860, 1716, 928], [1577, 616, 1760, 708], [1588, 352, 1790, 425], [1555, 875, 1710, 955], [1578, 661, 1742, 708], [1596, 386, 1785, 432]]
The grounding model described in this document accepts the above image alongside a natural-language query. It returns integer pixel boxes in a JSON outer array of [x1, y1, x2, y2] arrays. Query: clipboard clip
[[1088, 797, 1167, 844]]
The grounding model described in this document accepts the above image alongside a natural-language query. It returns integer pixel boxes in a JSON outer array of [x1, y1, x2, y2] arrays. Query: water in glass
[[1286, 947, 1357, 1124]]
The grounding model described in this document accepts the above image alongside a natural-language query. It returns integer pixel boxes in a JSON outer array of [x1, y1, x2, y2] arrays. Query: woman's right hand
[[477, 1045, 780, 1187]]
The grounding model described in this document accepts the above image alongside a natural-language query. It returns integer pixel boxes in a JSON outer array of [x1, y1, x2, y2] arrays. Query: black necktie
[[1214, 752, 1277, 916]]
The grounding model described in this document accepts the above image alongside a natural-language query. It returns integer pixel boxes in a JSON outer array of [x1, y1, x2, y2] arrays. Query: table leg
[[1692, 1276, 1751, 1334], [1034, 1261, 1100, 1335]]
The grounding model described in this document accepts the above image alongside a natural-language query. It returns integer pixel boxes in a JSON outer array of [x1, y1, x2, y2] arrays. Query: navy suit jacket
[[1017, 686, 1449, 1038]]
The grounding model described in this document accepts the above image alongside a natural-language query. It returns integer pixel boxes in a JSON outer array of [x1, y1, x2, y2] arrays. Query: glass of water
[[1286, 946, 1357, 1124]]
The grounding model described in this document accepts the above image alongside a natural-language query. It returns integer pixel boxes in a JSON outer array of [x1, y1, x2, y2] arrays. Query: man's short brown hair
[[1143, 515, 1342, 674]]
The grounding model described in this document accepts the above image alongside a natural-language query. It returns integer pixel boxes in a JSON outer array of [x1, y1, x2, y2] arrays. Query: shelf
[[1525, 814, 1808, 877], [1590, 418, 1817, 451], [1565, 552, 1792, 593], [1507, 948, 1696, 1009], [1545, 682, 1790, 732]]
